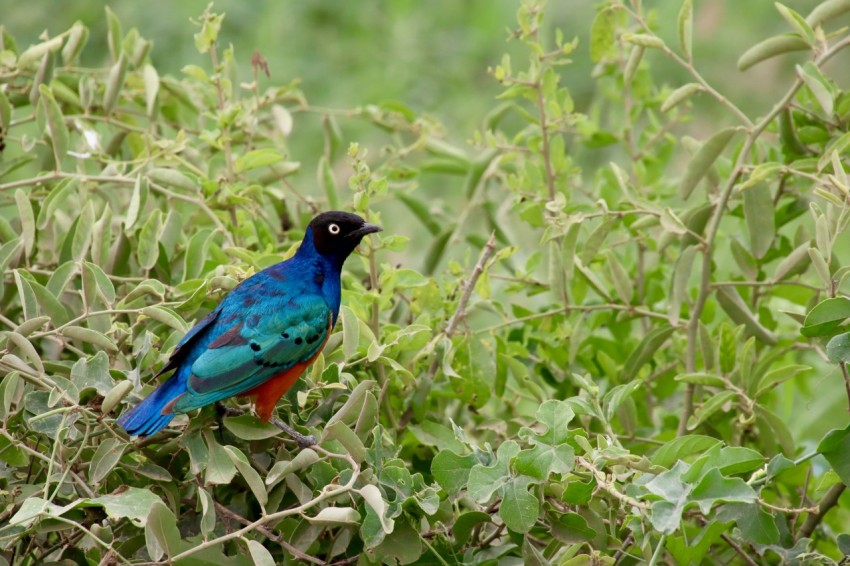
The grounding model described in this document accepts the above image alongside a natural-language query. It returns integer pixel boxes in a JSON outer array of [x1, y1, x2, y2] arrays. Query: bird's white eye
[[328, 223, 340, 235]]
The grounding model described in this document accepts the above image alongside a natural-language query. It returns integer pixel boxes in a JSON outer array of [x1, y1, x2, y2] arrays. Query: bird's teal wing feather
[[173, 294, 331, 411]]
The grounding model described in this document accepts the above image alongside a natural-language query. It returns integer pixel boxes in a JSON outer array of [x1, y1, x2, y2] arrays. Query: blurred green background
[[1, 0, 833, 136]]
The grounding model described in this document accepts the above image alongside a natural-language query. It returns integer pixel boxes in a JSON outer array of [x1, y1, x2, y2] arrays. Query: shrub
[[2, 1, 850, 564]]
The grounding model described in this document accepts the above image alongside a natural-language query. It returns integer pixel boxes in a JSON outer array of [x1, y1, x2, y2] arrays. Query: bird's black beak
[[348, 223, 382, 239]]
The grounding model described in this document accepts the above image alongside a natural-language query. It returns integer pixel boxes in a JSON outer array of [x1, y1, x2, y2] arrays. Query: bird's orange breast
[[240, 316, 333, 422]]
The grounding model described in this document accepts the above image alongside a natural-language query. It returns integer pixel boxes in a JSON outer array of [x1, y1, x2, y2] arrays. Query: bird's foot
[[270, 417, 317, 448], [215, 403, 246, 418]]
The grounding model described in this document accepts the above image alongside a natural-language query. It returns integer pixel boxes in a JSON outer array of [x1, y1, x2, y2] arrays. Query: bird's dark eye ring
[[328, 223, 340, 235]]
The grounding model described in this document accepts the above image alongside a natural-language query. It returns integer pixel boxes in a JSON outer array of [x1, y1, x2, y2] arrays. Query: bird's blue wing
[[173, 293, 332, 411]]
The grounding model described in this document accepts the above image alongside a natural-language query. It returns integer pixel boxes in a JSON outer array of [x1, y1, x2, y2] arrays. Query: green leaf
[[143, 64, 159, 117], [136, 209, 162, 270], [340, 305, 360, 360], [754, 364, 810, 397], [680, 128, 738, 199], [309, 506, 361, 526], [535, 399, 575, 445], [324, 421, 366, 464], [432, 450, 476, 496], [224, 445, 268, 508], [105, 6, 123, 61], [716, 502, 780, 545], [468, 441, 519, 502], [741, 183, 775, 259], [798, 61, 834, 115], [265, 448, 319, 486], [688, 390, 737, 431], [89, 437, 127, 484], [14, 190, 35, 257], [674, 373, 725, 387], [562, 479, 595, 505], [689, 468, 756, 513], [807, 0, 850, 27], [678, 0, 693, 60], [0, 433, 29, 467], [325, 379, 375, 429], [360, 484, 394, 534], [775, 3, 816, 44], [204, 431, 237, 485], [223, 414, 281, 440], [692, 446, 765, 477], [801, 297, 850, 337], [661, 83, 703, 113], [4, 331, 43, 374], [818, 425, 850, 486], [38, 85, 69, 169], [514, 443, 575, 480], [738, 34, 809, 71], [716, 287, 777, 345], [145, 500, 180, 561], [147, 168, 196, 192], [62, 326, 117, 352], [183, 228, 214, 281], [247, 540, 276, 566], [103, 53, 127, 114], [589, 6, 623, 62], [500, 476, 539, 533], [83, 261, 116, 305], [622, 325, 676, 380], [452, 511, 492, 546], [651, 500, 683, 534], [827, 332, 850, 363], [91, 487, 163, 526], [409, 420, 466, 453], [652, 435, 723, 468], [235, 148, 284, 173], [198, 488, 216, 536], [550, 512, 597, 543]]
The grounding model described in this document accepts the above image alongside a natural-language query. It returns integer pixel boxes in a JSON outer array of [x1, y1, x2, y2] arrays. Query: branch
[[576, 457, 649, 510], [398, 233, 497, 427], [798, 483, 846, 540], [213, 500, 324, 565]]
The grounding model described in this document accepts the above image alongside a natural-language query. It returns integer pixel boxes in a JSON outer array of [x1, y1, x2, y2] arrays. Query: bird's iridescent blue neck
[[293, 227, 343, 321]]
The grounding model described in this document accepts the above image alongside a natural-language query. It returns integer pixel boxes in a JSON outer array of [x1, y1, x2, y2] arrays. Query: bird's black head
[[307, 211, 382, 262]]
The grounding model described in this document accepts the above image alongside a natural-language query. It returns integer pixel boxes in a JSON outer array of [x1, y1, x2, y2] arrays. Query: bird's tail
[[117, 373, 184, 437]]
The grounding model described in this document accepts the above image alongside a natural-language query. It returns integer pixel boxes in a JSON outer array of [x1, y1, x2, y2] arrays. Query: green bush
[[3, 1, 850, 564]]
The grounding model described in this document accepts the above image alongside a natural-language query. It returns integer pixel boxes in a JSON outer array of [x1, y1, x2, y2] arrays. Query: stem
[[840, 363, 850, 413], [576, 457, 649, 510], [797, 483, 846, 540], [213, 501, 324, 565], [648, 535, 667, 566]]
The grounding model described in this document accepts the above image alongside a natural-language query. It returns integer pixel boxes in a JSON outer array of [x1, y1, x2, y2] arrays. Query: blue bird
[[118, 211, 381, 438]]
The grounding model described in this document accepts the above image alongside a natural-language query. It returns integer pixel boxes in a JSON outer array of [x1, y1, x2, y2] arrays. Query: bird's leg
[[214, 403, 245, 441], [270, 417, 317, 448]]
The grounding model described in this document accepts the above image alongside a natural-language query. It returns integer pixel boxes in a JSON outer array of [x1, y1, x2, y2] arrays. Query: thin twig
[[213, 500, 325, 565], [576, 457, 649, 510]]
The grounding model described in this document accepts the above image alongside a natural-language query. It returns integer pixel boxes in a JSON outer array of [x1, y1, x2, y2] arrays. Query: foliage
[[3, 1, 850, 564]]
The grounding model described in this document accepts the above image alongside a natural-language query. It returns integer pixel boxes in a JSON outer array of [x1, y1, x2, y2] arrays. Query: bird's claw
[[270, 417, 317, 448]]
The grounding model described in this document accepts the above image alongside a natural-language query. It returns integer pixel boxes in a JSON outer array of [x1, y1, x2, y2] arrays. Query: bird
[[117, 211, 381, 441]]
